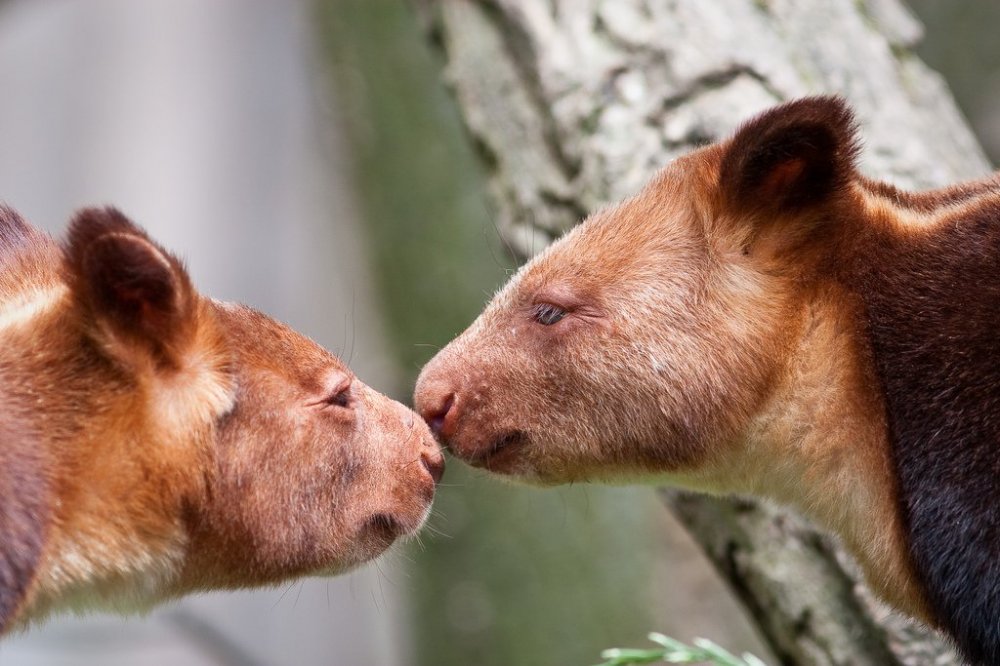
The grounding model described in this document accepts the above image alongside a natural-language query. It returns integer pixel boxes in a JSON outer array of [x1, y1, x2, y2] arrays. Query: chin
[[481, 456, 580, 487], [318, 544, 393, 577], [313, 561, 357, 578], [455, 435, 585, 486]]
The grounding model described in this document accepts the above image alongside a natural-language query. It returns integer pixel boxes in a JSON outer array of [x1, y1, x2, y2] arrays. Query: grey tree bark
[[416, 1, 989, 664]]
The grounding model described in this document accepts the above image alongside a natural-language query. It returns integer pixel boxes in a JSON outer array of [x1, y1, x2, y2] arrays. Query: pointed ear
[[64, 208, 198, 370], [718, 96, 860, 216]]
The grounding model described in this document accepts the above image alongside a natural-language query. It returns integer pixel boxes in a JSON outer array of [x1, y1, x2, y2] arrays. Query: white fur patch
[[0, 286, 65, 331], [152, 347, 236, 435], [29, 529, 187, 625]]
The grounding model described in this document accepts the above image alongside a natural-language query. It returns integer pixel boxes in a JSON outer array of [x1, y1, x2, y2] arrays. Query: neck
[[1, 303, 188, 627], [697, 284, 930, 622]]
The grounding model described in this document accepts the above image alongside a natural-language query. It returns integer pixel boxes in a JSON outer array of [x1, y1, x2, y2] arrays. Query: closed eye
[[532, 303, 567, 325], [312, 374, 354, 411], [326, 384, 353, 409]]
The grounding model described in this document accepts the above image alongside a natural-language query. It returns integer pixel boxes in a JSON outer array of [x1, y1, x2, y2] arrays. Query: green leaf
[[594, 632, 769, 666]]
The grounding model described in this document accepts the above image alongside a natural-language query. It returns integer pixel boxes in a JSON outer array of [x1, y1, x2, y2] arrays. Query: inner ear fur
[[64, 207, 198, 370], [718, 96, 861, 218]]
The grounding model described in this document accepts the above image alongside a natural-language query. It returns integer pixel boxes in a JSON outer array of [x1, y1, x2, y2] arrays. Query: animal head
[[0, 208, 442, 628], [414, 96, 862, 485]]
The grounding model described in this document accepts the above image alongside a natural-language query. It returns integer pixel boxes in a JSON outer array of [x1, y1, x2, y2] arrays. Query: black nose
[[421, 450, 446, 485], [420, 392, 455, 439]]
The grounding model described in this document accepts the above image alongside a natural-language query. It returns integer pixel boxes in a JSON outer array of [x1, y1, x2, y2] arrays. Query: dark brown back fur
[[851, 199, 1000, 664], [0, 386, 50, 631]]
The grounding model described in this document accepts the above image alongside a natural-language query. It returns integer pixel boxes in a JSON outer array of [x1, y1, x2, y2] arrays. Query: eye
[[327, 387, 351, 408], [323, 378, 354, 410], [532, 302, 567, 326]]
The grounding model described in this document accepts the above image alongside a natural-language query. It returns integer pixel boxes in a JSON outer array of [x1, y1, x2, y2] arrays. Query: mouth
[[360, 513, 406, 552], [333, 507, 430, 573], [466, 430, 529, 472], [363, 503, 432, 543]]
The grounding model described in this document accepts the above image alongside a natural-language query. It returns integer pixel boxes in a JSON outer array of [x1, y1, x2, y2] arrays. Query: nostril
[[422, 393, 455, 438], [421, 450, 446, 485]]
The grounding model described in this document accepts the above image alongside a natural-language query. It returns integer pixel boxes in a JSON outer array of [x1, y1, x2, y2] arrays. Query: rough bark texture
[[417, 1, 988, 664]]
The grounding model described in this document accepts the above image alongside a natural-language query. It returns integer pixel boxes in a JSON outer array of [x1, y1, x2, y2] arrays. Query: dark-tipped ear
[[719, 96, 860, 215], [64, 208, 197, 369]]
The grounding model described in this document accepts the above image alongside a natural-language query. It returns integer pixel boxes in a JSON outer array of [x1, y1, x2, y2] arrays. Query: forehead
[[211, 301, 342, 382], [510, 158, 711, 298]]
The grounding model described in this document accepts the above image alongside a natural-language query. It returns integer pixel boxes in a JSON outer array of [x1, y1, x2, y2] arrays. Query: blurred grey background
[[0, 1, 995, 665]]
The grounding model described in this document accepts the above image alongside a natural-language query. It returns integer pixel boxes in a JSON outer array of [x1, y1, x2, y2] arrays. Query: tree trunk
[[416, 1, 987, 663]]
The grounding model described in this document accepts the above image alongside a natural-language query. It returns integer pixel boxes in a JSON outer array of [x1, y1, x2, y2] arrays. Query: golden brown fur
[[0, 207, 442, 632]]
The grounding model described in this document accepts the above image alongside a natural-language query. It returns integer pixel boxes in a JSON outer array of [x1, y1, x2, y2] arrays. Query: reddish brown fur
[[416, 97, 1000, 661], [0, 207, 442, 631]]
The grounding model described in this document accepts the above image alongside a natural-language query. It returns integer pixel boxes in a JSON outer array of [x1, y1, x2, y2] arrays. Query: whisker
[[481, 200, 518, 265], [347, 289, 357, 366], [423, 523, 453, 540], [398, 457, 422, 470], [271, 581, 297, 611]]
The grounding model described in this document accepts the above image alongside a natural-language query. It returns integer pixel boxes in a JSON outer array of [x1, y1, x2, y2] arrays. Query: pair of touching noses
[[3, 96, 1000, 666]]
